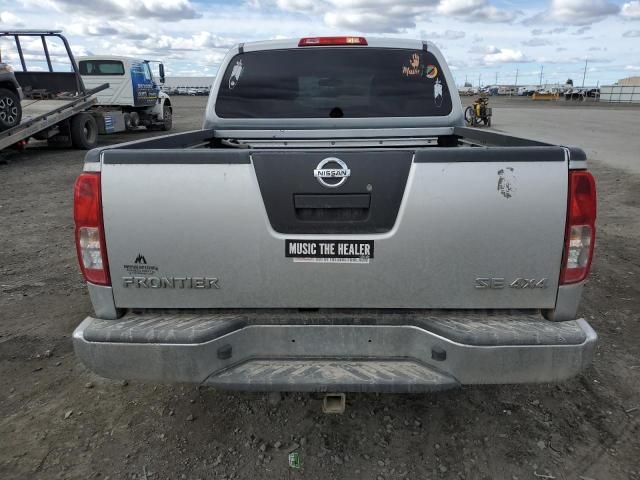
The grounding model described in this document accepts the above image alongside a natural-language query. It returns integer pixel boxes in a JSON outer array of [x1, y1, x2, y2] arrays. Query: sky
[[0, 0, 639, 87]]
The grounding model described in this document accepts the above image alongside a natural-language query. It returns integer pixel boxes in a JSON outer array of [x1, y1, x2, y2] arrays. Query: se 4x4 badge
[[475, 277, 547, 289]]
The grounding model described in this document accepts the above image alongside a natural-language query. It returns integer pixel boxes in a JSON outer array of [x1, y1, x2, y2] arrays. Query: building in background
[[600, 76, 640, 103], [617, 76, 640, 87]]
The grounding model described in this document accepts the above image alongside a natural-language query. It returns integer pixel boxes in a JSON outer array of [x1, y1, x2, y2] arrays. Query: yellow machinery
[[532, 92, 560, 101]]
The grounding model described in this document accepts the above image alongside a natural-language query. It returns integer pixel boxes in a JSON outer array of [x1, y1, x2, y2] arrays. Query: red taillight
[[560, 170, 596, 284], [74, 172, 110, 286], [298, 36, 368, 47]]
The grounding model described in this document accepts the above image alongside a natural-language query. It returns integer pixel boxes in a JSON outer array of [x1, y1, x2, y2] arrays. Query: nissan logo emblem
[[313, 157, 351, 188]]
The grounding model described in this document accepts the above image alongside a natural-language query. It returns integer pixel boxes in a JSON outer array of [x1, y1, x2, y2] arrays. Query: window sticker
[[434, 78, 443, 107], [403, 54, 439, 81], [229, 59, 244, 89], [402, 53, 421, 76]]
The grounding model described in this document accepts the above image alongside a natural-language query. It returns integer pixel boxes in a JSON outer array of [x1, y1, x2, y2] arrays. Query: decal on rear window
[[229, 59, 244, 89], [216, 48, 452, 118], [425, 64, 438, 79], [434, 78, 443, 107], [402, 53, 421, 76]]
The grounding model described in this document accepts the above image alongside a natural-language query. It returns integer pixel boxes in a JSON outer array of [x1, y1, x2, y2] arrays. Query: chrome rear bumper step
[[73, 312, 597, 392], [206, 359, 458, 393], [81, 310, 589, 346]]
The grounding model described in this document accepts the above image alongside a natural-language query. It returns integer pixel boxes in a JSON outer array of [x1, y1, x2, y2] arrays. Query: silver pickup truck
[[73, 37, 597, 394]]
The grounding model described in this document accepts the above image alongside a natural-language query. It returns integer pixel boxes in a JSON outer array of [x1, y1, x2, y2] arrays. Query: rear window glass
[[215, 48, 452, 118], [79, 60, 125, 76]]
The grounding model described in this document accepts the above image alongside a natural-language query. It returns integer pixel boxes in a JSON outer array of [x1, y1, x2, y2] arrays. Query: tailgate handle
[[294, 194, 371, 209]]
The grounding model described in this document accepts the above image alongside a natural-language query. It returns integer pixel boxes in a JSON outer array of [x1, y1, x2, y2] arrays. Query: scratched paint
[[497, 167, 517, 199]]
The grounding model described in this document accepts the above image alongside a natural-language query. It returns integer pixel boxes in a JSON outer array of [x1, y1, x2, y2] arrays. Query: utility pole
[[539, 65, 544, 88], [514, 68, 519, 96], [495, 72, 498, 86], [478, 73, 482, 88], [581, 58, 588, 88]]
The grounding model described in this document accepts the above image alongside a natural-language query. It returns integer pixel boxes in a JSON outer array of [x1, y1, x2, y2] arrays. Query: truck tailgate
[[99, 146, 568, 309]]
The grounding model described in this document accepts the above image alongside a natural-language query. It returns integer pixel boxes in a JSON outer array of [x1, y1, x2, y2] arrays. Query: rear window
[[79, 60, 125, 76], [215, 48, 452, 118]]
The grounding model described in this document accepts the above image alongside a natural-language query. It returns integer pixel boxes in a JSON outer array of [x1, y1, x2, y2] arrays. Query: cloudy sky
[[0, 0, 639, 86]]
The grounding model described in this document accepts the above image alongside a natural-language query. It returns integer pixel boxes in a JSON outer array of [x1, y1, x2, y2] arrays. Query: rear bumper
[[73, 311, 597, 393]]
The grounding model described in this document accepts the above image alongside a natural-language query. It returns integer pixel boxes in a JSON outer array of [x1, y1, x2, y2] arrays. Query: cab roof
[[238, 37, 428, 53]]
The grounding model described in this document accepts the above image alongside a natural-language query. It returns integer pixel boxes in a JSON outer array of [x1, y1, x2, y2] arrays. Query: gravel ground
[[1, 96, 639, 480]]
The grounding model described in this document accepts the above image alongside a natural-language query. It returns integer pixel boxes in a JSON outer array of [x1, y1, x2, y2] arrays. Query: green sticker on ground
[[288, 452, 301, 469]]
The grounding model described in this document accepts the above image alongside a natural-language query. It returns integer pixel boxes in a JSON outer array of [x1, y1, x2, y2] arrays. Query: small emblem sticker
[[402, 52, 421, 76], [124, 253, 158, 275], [434, 78, 443, 107], [228, 59, 243, 89], [425, 64, 438, 79]]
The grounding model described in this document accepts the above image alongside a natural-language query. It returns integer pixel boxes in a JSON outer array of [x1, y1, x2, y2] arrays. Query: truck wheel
[[0, 88, 22, 132], [70, 113, 98, 150], [161, 104, 172, 131]]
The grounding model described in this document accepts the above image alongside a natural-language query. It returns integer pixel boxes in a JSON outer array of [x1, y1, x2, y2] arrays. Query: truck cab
[[78, 56, 172, 132]]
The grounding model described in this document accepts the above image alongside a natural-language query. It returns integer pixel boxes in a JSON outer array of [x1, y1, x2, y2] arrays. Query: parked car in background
[[0, 62, 23, 131], [587, 87, 600, 98], [565, 88, 586, 101], [565, 87, 600, 101], [160, 85, 178, 95], [519, 86, 538, 96], [498, 86, 517, 95], [480, 85, 499, 96]]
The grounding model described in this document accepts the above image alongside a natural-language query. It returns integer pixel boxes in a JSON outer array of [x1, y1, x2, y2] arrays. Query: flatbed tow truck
[[0, 30, 108, 152]]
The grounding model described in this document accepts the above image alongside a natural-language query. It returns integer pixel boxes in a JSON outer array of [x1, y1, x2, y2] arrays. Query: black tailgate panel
[[252, 150, 412, 234]]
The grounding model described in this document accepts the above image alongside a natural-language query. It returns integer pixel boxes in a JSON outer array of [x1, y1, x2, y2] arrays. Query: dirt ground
[[1, 96, 639, 480]]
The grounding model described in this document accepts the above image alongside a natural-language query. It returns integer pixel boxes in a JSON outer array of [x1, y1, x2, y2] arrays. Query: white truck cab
[[78, 56, 172, 132]]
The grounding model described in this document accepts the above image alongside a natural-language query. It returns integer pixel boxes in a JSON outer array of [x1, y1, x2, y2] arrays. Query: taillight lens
[[298, 36, 368, 47], [561, 170, 596, 284], [74, 173, 110, 285]]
